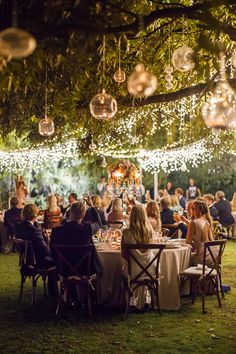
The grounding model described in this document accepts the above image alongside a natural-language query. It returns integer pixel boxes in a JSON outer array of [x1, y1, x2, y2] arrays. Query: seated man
[[214, 190, 235, 237], [15, 204, 54, 269], [160, 196, 187, 238], [175, 188, 186, 210], [4, 196, 23, 236], [50, 198, 102, 275], [203, 194, 219, 221]]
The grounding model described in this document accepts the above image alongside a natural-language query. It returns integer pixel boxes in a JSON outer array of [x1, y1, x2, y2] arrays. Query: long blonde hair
[[129, 204, 153, 244], [47, 195, 59, 212], [231, 192, 236, 212], [112, 198, 123, 213], [92, 195, 102, 209]]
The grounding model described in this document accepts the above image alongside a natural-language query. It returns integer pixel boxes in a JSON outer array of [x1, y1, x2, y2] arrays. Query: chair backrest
[[162, 224, 178, 238], [108, 221, 123, 229], [161, 228, 170, 237], [13, 237, 36, 268], [52, 244, 94, 277], [124, 243, 166, 283], [203, 240, 227, 275]]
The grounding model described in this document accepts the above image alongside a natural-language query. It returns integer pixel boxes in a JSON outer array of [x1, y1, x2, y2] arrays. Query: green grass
[[0, 242, 236, 354]]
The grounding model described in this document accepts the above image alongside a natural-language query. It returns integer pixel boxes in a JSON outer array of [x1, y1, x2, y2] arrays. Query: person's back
[[4, 197, 23, 236], [107, 198, 123, 223], [214, 193, 234, 226]]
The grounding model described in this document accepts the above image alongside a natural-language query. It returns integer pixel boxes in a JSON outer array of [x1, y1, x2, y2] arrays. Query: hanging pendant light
[[39, 116, 55, 136], [101, 156, 107, 168], [39, 61, 54, 136], [113, 37, 126, 83], [90, 89, 117, 120], [232, 48, 236, 69], [202, 52, 236, 130], [127, 63, 157, 97], [0, 27, 36, 59], [172, 45, 195, 72]]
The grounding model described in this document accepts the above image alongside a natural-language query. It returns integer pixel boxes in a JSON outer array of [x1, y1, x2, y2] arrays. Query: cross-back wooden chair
[[161, 224, 178, 238], [123, 243, 166, 318], [108, 221, 123, 229], [13, 237, 56, 305], [179, 239, 227, 313], [52, 244, 97, 316]]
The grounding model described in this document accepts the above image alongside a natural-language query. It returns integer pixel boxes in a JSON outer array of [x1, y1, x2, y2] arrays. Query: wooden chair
[[162, 224, 178, 238], [108, 221, 123, 229], [161, 228, 170, 237], [123, 243, 166, 318], [13, 238, 57, 305], [179, 240, 227, 313], [52, 244, 97, 316]]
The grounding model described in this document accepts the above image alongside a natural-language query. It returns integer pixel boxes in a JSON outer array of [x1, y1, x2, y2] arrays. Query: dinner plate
[[165, 243, 182, 249]]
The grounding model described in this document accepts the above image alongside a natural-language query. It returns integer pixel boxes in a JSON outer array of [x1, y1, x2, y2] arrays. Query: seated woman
[[91, 195, 107, 229], [121, 204, 155, 309], [107, 198, 124, 228], [186, 200, 214, 266], [44, 195, 62, 229], [169, 195, 183, 214], [146, 200, 162, 233]]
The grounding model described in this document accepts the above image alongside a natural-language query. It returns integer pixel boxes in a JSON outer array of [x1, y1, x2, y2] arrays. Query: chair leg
[[201, 277, 206, 314], [218, 272, 225, 298], [87, 284, 92, 318], [191, 279, 197, 304], [31, 276, 36, 306], [56, 281, 63, 315], [19, 275, 25, 302], [215, 277, 222, 308], [43, 276, 47, 298], [124, 291, 130, 319], [156, 283, 161, 316]]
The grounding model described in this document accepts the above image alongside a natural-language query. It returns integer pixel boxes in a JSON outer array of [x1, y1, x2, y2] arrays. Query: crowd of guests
[[2, 179, 236, 309]]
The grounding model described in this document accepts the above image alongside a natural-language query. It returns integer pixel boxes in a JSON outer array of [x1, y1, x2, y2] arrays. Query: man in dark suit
[[4, 196, 23, 236], [175, 188, 186, 210], [50, 198, 102, 274], [15, 204, 54, 268], [203, 194, 219, 221], [160, 196, 187, 238], [214, 191, 235, 231]]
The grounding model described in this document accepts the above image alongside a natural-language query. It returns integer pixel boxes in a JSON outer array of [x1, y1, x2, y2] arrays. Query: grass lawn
[[0, 241, 236, 354]]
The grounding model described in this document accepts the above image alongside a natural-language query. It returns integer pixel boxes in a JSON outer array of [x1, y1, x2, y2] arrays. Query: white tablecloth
[[97, 245, 191, 311]]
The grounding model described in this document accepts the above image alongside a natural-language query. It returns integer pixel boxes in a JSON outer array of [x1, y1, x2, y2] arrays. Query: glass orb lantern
[[89, 89, 117, 120], [127, 63, 157, 97], [39, 116, 55, 136], [0, 27, 36, 58], [202, 53, 236, 130], [172, 45, 195, 72], [113, 69, 126, 83]]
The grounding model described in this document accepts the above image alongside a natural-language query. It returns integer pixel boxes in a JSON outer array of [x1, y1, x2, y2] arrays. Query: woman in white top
[[121, 204, 156, 309], [186, 200, 214, 266]]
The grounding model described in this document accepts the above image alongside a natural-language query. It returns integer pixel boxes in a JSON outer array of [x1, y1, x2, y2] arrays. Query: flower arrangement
[[108, 160, 141, 187]]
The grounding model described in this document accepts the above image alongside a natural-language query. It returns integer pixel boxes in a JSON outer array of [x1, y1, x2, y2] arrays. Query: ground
[[0, 242, 236, 354]]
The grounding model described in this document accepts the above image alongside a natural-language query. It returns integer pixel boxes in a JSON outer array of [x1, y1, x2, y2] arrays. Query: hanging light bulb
[[101, 156, 107, 168], [232, 49, 236, 70], [113, 37, 126, 83], [0, 53, 11, 70], [89, 89, 117, 120], [127, 63, 157, 97], [172, 45, 195, 72], [180, 162, 187, 172], [0, 27, 36, 58], [202, 52, 236, 130], [39, 116, 54, 136]]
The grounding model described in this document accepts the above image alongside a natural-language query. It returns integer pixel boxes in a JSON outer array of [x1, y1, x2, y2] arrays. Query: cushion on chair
[[182, 266, 217, 276]]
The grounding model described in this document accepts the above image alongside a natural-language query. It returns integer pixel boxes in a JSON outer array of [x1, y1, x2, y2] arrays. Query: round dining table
[[96, 243, 191, 311]]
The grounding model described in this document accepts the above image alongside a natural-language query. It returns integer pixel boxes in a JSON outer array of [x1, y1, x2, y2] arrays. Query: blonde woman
[[186, 200, 214, 266], [44, 194, 62, 229], [91, 194, 107, 228], [169, 195, 183, 213], [146, 200, 162, 233], [121, 204, 155, 309], [107, 198, 123, 223]]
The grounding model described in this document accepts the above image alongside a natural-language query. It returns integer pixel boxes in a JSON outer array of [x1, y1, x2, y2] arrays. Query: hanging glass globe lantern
[[101, 156, 107, 168], [39, 116, 55, 137], [113, 68, 126, 83], [202, 52, 236, 130], [127, 63, 157, 97], [89, 89, 117, 120], [172, 45, 195, 72], [0, 27, 36, 58]]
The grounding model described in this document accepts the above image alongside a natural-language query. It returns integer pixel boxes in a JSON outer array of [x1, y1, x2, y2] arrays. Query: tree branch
[[116, 78, 236, 107]]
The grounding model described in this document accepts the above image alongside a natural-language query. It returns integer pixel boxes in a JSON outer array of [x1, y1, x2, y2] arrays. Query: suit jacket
[[15, 220, 53, 268], [50, 207, 102, 274], [179, 196, 186, 210], [214, 199, 234, 226], [160, 208, 175, 225], [4, 207, 23, 236], [209, 205, 219, 221]]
